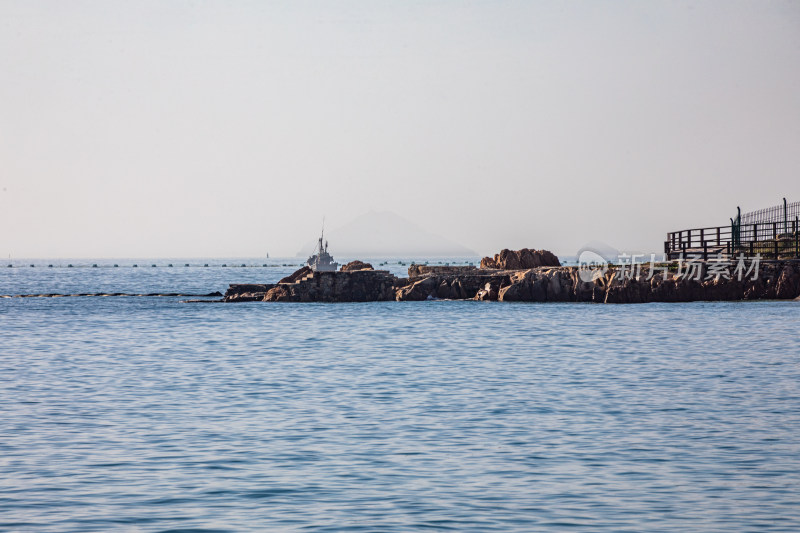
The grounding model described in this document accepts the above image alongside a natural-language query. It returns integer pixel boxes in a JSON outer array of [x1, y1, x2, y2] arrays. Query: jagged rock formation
[[278, 266, 312, 284], [497, 262, 800, 303], [407, 264, 477, 277], [264, 270, 396, 302], [340, 260, 374, 272], [480, 248, 561, 270], [224, 251, 800, 303], [397, 269, 502, 301], [223, 284, 276, 302]]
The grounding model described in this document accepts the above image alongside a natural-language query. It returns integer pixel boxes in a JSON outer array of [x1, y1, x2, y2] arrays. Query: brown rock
[[474, 278, 504, 301], [480, 248, 561, 270], [278, 266, 313, 284], [776, 264, 800, 299], [266, 270, 397, 302], [408, 264, 477, 277], [498, 279, 531, 301], [436, 279, 453, 299], [224, 283, 276, 302], [396, 276, 438, 301], [264, 285, 293, 301], [340, 260, 374, 272], [451, 279, 468, 299]]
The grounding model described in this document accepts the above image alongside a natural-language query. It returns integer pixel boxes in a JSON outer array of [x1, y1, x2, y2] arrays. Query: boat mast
[[320, 217, 326, 254]]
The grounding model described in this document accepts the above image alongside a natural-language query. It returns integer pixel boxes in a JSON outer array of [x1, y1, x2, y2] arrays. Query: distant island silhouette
[[296, 211, 476, 258]]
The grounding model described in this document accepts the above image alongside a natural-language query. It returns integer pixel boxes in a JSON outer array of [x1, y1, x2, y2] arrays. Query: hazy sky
[[1, 1, 799, 258]]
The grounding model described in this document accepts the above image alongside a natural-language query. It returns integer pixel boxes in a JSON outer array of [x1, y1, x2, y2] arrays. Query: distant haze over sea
[[296, 211, 476, 258]]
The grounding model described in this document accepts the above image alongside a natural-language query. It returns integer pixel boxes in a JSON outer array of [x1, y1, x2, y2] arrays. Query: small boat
[[307, 226, 339, 272]]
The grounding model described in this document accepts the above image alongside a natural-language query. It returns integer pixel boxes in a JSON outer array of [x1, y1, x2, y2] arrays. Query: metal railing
[[741, 198, 800, 228], [665, 199, 800, 261]]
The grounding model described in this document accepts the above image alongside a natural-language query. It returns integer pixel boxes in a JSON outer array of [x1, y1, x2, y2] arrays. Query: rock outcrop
[[397, 266, 509, 301], [340, 260, 374, 272], [407, 264, 477, 277], [487, 262, 800, 304], [224, 284, 276, 302], [480, 248, 561, 270], [277, 266, 312, 284], [263, 270, 397, 302], [224, 252, 800, 303]]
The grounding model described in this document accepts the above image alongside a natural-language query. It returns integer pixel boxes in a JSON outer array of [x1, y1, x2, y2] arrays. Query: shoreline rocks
[[340, 260, 374, 272], [223, 248, 800, 304], [277, 266, 312, 284], [480, 248, 561, 270]]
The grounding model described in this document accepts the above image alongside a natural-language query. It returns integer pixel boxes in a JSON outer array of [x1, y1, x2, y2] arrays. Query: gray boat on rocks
[[306, 229, 338, 272]]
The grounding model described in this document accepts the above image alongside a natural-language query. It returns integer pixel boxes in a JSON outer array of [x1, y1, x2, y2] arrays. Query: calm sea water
[[2, 260, 800, 532]]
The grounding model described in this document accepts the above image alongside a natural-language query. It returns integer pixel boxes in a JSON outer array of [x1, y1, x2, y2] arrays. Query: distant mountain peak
[[296, 211, 476, 258]]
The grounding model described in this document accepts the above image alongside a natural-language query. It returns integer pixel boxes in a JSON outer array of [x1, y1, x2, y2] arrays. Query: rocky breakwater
[[400, 260, 800, 303], [395, 249, 562, 301], [224, 249, 800, 303], [224, 261, 397, 303], [597, 261, 800, 303]]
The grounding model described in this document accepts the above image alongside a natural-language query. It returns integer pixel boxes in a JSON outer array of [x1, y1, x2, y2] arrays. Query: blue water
[[2, 261, 800, 532], [0, 257, 440, 296]]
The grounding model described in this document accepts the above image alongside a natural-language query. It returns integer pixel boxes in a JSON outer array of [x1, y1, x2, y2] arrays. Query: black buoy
[[113, 264, 119, 267], [151, 264, 156, 268], [48, 264, 53, 268], [6, 264, 11, 268], [168, 264, 173, 267], [133, 264, 138, 268], [241, 263, 246, 267], [92, 264, 98, 268], [204, 264, 208, 267], [68, 264, 73, 268], [221, 264, 227, 267], [262, 264, 267, 267], [30, 264, 34, 268], [185, 264, 190, 267]]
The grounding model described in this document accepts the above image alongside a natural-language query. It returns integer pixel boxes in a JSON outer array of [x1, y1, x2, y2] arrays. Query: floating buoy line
[[1, 291, 223, 299], [3, 261, 466, 269], [4, 264, 304, 268]]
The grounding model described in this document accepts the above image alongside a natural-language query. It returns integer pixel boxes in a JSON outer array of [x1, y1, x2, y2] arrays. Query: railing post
[[774, 239, 779, 260], [716, 227, 721, 245], [773, 222, 778, 239], [753, 224, 758, 242], [700, 228, 705, 247], [703, 241, 708, 261], [784, 197, 789, 235], [750, 241, 754, 257]]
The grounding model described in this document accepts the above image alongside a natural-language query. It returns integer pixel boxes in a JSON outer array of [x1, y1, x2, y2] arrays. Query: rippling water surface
[[2, 261, 800, 531]]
